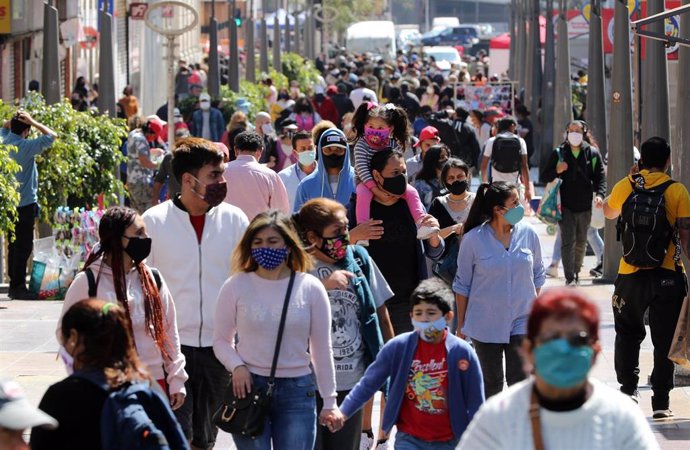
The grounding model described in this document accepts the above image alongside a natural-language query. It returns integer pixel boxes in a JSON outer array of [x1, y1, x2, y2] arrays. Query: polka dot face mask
[[251, 247, 289, 271]]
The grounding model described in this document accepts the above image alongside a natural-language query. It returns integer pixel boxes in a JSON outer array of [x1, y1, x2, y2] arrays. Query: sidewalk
[[1, 215, 689, 448]]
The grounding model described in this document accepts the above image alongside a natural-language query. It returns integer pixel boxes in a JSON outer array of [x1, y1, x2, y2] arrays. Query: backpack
[[85, 267, 162, 297], [490, 135, 522, 173], [616, 174, 679, 269], [74, 373, 189, 450]]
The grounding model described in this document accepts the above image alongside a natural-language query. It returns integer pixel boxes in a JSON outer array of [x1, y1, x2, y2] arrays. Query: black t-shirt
[[30, 377, 109, 450]]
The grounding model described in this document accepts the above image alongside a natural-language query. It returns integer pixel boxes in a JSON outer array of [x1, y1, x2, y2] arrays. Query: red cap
[[326, 85, 338, 95], [414, 126, 440, 147]]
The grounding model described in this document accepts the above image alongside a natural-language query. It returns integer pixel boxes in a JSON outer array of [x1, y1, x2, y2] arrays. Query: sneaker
[[375, 440, 389, 450], [8, 288, 36, 300], [359, 433, 374, 450], [416, 225, 440, 240], [629, 390, 641, 404], [652, 409, 674, 419], [589, 262, 603, 278], [546, 264, 559, 278]]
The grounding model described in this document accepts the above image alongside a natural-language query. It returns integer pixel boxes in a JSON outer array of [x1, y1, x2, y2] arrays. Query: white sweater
[[458, 378, 659, 450], [58, 259, 188, 395], [143, 200, 249, 347]]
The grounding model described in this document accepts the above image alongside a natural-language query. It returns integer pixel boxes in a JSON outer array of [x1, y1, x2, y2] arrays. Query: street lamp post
[[641, 0, 671, 141], [587, 0, 607, 158], [208, 0, 221, 97]]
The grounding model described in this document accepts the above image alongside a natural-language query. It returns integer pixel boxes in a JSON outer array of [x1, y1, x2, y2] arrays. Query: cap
[[414, 126, 440, 147], [0, 378, 58, 430], [319, 128, 348, 150], [326, 85, 338, 95], [199, 93, 211, 102], [145, 119, 164, 136], [173, 108, 182, 118]]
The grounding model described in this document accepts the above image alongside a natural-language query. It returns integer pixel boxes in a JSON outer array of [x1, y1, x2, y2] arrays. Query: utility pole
[[540, 0, 556, 180], [273, 15, 282, 72], [228, 0, 240, 91], [208, 0, 220, 97], [42, 0, 61, 104], [587, 0, 607, 157], [553, 0, 573, 147], [98, 0, 116, 117]]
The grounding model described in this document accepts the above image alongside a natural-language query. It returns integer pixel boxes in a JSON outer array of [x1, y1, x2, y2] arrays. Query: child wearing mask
[[351, 102, 438, 245]]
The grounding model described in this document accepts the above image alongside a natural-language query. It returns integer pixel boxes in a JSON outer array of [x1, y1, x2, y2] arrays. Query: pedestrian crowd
[[3, 46, 690, 450]]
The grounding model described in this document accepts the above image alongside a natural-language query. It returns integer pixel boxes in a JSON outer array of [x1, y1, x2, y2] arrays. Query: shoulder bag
[[212, 271, 296, 438]]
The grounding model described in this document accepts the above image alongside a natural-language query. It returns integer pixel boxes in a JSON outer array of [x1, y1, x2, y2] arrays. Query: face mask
[[381, 173, 408, 196], [192, 176, 227, 207], [200, 101, 211, 111], [322, 152, 345, 169], [319, 233, 350, 262], [124, 236, 152, 265], [364, 126, 391, 149], [567, 131, 583, 147], [281, 143, 293, 156], [261, 123, 274, 135], [315, 93, 325, 102], [344, 123, 353, 132], [426, 86, 434, 95], [251, 247, 289, 271], [411, 316, 447, 342], [533, 338, 593, 388], [502, 204, 525, 225], [58, 346, 74, 375], [447, 180, 468, 195], [298, 150, 317, 166]]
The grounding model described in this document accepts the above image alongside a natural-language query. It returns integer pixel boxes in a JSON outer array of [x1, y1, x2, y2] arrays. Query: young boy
[[332, 278, 485, 449]]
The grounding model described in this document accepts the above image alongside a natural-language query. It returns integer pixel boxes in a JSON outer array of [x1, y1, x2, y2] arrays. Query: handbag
[[537, 149, 563, 224], [668, 295, 690, 369], [212, 271, 296, 437], [433, 235, 460, 285]]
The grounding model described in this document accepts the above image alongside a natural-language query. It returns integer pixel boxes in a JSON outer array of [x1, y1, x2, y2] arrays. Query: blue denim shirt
[[2, 128, 55, 207], [452, 221, 545, 343]]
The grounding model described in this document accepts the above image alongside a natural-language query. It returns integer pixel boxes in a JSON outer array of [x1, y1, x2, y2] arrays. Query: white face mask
[[567, 131, 583, 147], [200, 101, 211, 111], [261, 123, 274, 135]]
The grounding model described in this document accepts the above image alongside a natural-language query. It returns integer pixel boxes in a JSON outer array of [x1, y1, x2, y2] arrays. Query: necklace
[[447, 194, 469, 204]]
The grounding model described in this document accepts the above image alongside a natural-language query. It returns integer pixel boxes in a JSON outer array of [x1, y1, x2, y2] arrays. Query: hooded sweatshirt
[[293, 128, 357, 211], [58, 258, 188, 395]]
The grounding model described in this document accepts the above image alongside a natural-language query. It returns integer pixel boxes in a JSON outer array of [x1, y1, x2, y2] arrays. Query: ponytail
[[462, 182, 517, 234]]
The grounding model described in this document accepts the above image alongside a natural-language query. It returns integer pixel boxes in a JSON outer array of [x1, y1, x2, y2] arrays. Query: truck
[[346, 21, 397, 62]]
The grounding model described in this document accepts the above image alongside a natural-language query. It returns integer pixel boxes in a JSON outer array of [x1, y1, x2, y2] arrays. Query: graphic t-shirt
[[312, 256, 393, 390], [397, 333, 454, 442]]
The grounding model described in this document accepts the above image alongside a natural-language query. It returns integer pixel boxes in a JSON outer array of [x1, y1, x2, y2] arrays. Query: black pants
[[472, 335, 526, 399], [559, 207, 591, 283], [315, 390, 363, 450], [613, 269, 686, 409], [7, 203, 38, 291]]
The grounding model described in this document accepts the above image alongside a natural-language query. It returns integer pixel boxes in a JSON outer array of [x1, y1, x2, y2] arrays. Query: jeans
[[232, 373, 317, 450], [394, 431, 459, 450], [315, 390, 362, 450], [472, 335, 526, 398], [7, 203, 37, 291], [175, 346, 229, 449], [551, 226, 604, 265], [613, 269, 686, 409], [559, 208, 592, 282]]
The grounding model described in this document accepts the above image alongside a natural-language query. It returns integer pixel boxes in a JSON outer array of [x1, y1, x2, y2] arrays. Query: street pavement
[[2, 214, 690, 448]]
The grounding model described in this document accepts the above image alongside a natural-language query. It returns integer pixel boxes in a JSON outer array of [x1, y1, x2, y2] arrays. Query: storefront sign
[[0, 0, 11, 34]]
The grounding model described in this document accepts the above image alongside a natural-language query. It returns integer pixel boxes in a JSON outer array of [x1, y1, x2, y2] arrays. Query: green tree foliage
[[281, 53, 320, 93], [0, 143, 20, 238], [0, 93, 127, 226]]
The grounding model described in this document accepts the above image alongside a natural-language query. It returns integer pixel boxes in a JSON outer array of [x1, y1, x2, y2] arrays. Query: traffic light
[[234, 8, 242, 27]]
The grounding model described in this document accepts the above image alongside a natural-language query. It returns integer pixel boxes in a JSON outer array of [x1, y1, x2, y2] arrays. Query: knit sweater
[[458, 378, 659, 450], [213, 271, 337, 409]]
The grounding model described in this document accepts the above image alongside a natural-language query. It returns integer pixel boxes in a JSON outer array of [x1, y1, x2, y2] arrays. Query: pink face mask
[[364, 126, 391, 149]]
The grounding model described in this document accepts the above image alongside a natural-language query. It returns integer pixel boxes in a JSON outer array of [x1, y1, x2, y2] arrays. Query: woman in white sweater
[[214, 210, 343, 450], [57, 206, 187, 409], [458, 288, 658, 450]]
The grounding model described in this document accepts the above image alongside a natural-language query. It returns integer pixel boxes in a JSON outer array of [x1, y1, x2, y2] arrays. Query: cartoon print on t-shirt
[[406, 357, 448, 414]]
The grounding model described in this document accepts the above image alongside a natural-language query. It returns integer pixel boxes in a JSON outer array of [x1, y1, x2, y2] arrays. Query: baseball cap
[[319, 128, 348, 150], [414, 126, 440, 147], [173, 108, 182, 118], [0, 378, 58, 430], [199, 93, 211, 102], [326, 85, 338, 95]]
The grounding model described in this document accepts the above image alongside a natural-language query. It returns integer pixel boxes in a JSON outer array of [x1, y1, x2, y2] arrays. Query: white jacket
[[143, 199, 249, 347], [58, 259, 188, 395]]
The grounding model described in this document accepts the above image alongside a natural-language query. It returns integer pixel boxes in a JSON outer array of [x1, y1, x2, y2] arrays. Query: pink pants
[[356, 182, 426, 224]]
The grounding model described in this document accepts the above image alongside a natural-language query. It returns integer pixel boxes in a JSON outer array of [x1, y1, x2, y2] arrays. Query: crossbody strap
[[529, 388, 545, 450], [267, 271, 296, 391]]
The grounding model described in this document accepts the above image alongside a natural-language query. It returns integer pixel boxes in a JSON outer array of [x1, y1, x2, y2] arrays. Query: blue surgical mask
[[411, 316, 447, 342], [251, 247, 289, 271], [298, 150, 317, 166], [502, 204, 525, 225], [533, 338, 593, 389]]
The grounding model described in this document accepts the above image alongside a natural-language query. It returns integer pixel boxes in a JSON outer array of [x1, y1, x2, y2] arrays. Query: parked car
[[423, 46, 467, 71], [420, 26, 481, 47], [397, 29, 422, 50]]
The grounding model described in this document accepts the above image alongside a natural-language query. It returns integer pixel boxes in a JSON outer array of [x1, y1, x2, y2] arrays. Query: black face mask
[[323, 153, 345, 169], [381, 174, 408, 196], [124, 237, 152, 265], [447, 180, 468, 195]]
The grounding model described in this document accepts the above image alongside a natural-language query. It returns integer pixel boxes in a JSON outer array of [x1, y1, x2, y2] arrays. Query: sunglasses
[[536, 330, 591, 347]]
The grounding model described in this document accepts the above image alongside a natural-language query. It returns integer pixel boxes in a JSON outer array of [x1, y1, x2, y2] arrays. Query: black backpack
[[616, 175, 679, 268], [490, 135, 522, 173]]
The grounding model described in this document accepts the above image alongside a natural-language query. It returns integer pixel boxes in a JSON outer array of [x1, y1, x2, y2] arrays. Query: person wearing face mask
[[213, 211, 344, 449], [57, 206, 188, 410], [279, 130, 318, 211], [406, 125, 441, 181], [293, 198, 395, 450], [190, 93, 225, 142], [459, 289, 658, 450], [125, 117, 160, 214], [413, 144, 449, 210], [420, 83, 440, 112], [313, 85, 340, 125], [544, 120, 606, 286], [453, 182, 545, 399], [143, 138, 249, 450], [331, 278, 484, 448], [223, 131, 290, 220], [254, 111, 281, 170]]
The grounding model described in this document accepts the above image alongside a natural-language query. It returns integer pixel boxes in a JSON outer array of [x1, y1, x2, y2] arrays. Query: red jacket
[[312, 96, 339, 124]]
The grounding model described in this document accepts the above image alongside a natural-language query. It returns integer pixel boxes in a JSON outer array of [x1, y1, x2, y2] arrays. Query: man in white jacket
[[143, 137, 249, 450]]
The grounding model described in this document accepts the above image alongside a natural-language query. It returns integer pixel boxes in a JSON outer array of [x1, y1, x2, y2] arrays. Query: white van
[[432, 17, 460, 31], [346, 21, 397, 62]]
